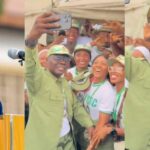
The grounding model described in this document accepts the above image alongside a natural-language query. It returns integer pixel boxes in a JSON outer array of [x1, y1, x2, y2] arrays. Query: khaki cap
[[72, 19, 81, 29], [47, 45, 70, 57], [74, 44, 91, 53], [108, 55, 125, 66]]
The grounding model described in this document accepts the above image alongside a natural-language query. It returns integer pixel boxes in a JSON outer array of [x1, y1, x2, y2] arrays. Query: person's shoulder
[[103, 80, 116, 92], [103, 80, 113, 87]]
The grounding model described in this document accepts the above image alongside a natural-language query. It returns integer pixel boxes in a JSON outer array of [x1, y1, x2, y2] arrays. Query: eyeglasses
[[108, 66, 124, 73], [53, 55, 71, 63]]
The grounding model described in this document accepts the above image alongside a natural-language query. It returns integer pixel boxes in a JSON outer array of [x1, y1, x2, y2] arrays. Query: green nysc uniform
[[25, 47, 93, 150], [124, 47, 150, 150]]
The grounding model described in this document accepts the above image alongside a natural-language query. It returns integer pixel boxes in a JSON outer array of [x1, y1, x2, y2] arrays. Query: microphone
[[8, 49, 25, 60]]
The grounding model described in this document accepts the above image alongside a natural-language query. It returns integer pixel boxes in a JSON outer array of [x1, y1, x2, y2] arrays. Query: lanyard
[[112, 87, 125, 122]]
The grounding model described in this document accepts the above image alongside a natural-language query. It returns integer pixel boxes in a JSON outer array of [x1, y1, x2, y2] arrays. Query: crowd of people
[[24, 11, 150, 150]]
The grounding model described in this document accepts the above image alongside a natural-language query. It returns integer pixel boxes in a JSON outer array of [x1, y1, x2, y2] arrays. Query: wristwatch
[[111, 127, 117, 138]]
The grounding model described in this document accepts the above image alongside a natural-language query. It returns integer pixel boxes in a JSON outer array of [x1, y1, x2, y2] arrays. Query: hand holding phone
[[50, 12, 72, 31], [27, 12, 60, 42]]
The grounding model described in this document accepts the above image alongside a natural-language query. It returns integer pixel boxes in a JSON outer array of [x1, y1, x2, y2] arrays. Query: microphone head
[[18, 51, 25, 60], [8, 49, 18, 59], [8, 49, 25, 60]]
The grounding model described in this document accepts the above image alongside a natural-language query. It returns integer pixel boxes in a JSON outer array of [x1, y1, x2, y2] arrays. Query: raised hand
[[64, 72, 73, 81], [86, 125, 113, 150], [27, 12, 60, 41]]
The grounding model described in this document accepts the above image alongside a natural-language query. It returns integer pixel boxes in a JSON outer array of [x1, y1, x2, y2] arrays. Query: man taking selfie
[[25, 12, 94, 150]]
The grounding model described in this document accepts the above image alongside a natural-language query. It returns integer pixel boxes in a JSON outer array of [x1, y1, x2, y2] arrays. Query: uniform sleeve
[[72, 93, 93, 128], [98, 86, 116, 114], [25, 47, 42, 95], [125, 46, 141, 82]]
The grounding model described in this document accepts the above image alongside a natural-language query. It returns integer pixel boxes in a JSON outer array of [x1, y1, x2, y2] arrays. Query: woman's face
[[92, 56, 108, 79], [74, 50, 90, 69], [108, 62, 125, 84]]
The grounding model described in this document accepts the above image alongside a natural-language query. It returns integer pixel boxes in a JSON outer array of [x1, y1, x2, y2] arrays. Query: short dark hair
[[92, 54, 107, 64]]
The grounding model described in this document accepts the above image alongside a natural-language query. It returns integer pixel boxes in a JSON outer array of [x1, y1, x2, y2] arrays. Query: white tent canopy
[[52, 0, 124, 21], [125, 0, 150, 38], [25, 0, 124, 21], [25, 0, 124, 44]]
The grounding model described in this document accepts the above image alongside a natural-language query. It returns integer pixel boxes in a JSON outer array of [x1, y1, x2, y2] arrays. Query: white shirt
[[84, 80, 116, 121], [77, 36, 92, 45], [60, 101, 70, 137]]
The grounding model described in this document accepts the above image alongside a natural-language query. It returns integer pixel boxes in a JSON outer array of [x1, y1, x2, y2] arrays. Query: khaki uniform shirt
[[124, 47, 150, 150], [25, 47, 93, 150]]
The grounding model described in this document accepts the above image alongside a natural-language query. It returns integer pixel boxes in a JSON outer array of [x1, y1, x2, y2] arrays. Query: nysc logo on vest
[[84, 95, 97, 107]]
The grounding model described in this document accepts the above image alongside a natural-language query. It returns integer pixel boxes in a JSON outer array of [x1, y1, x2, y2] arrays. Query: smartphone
[[51, 12, 72, 31], [124, 0, 130, 4]]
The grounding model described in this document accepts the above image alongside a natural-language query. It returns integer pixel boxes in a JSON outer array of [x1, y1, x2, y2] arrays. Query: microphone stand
[[18, 58, 24, 66]]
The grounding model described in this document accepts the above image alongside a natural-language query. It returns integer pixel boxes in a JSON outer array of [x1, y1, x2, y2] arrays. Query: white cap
[[134, 46, 150, 63]]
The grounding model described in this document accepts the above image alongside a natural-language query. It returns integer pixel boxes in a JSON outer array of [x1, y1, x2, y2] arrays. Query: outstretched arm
[[25, 12, 60, 95], [25, 12, 60, 48]]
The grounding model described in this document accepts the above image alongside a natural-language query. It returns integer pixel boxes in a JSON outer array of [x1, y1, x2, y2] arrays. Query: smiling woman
[[92, 55, 108, 82], [78, 54, 116, 150]]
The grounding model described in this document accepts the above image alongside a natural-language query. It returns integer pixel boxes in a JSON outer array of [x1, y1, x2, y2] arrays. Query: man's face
[[47, 55, 71, 78], [74, 50, 90, 69], [108, 62, 125, 84], [92, 56, 108, 79], [92, 32, 110, 49], [67, 27, 79, 43]]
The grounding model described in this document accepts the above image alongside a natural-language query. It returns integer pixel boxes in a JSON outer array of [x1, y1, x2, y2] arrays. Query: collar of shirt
[[45, 69, 63, 83]]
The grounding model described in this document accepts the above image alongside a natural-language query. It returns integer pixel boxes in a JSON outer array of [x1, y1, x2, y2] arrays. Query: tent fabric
[[25, 0, 124, 21], [125, 0, 150, 38], [25, 0, 52, 14], [25, 0, 124, 44], [52, 0, 124, 21]]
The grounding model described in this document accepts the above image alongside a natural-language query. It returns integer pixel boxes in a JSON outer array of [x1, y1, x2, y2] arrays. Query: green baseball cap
[[71, 71, 92, 91], [74, 44, 91, 53], [72, 19, 81, 29], [108, 55, 125, 66], [47, 45, 71, 57]]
